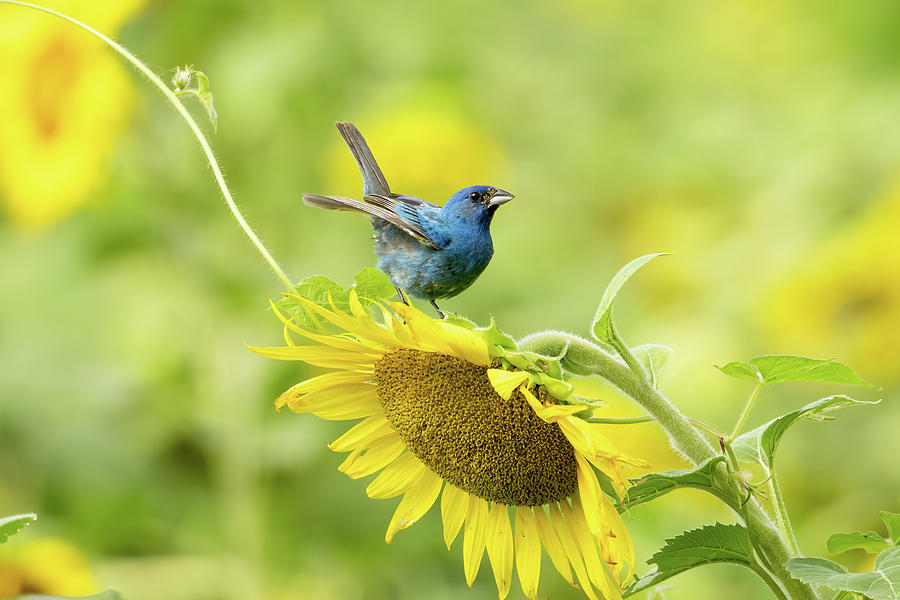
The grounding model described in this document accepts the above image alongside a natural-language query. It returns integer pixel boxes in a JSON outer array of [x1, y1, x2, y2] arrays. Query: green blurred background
[[1, 0, 898, 598]]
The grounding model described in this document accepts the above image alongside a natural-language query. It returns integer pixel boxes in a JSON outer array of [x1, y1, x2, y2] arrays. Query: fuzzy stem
[[768, 472, 801, 554], [519, 331, 820, 600], [0, 0, 296, 293]]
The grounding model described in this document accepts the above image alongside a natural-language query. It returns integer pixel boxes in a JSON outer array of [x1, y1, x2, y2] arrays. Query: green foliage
[[881, 512, 900, 544], [591, 253, 670, 344], [716, 356, 875, 387], [631, 343, 673, 388], [622, 457, 728, 510], [171, 64, 218, 131], [0, 513, 36, 544], [625, 524, 754, 596], [827, 531, 890, 555], [275, 268, 395, 332], [16, 591, 126, 600], [787, 547, 900, 600], [731, 395, 877, 469]]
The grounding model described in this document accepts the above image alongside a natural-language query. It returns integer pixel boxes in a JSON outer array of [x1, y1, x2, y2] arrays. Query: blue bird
[[303, 122, 513, 318]]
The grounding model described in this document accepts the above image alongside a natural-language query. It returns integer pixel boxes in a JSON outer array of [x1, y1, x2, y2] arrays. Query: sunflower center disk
[[375, 348, 578, 507]]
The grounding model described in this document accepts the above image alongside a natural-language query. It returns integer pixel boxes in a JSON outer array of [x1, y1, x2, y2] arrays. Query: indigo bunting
[[303, 122, 513, 318]]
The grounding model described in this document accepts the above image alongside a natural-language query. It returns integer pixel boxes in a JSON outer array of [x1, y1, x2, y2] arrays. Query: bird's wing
[[302, 193, 441, 250], [335, 122, 391, 197]]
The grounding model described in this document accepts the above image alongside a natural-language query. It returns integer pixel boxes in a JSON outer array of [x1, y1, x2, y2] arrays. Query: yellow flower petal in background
[[325, 103, 506, 202], [0, 0, 144, 229], [0, 538, 97, 597], [463, 495, 489, 587]]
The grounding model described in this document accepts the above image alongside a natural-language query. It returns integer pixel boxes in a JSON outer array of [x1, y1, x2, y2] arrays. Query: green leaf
[[625, 524, 754, 596], [731, 395, 876, 469], [16, 591, 126, 600], [827, 531, 890, 555], [632, 344, 673, 388], [276, 274, 348, 333], [352, 267, 396, 302], [881, 512, 900, 545], [591, 253, 670, 344], [0, 513, 36, 544], [716, 361, 762, 380], [171, 65, 218, 132], [716, 356, 875, 387], [622, 457, 727, 510], [786, 546, 900, 600]]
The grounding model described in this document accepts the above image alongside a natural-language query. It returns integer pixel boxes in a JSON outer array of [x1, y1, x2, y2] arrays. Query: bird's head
[[443, 185, 514, 224]]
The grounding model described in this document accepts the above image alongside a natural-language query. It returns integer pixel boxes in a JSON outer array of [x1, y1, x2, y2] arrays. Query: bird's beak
[[489, 189, 514, 206]]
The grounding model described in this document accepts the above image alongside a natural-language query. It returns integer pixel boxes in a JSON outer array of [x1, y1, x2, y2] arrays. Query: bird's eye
[[469, 192, 480, 201]]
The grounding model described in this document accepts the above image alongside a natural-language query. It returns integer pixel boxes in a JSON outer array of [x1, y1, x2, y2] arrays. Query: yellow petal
[[286, 293, 399, 348], [549, 503, 599, 600], [565, 501, 621, 600], [390, 302, 490, 366], [294, 387, 382, 421], [575, 452, 604, 538], [338, 436, 405, 479], [514, 507, 541, 600], [385, 469, 442, 543], [533, 506, 575, 588], [441, 483, 468, 549], [519, 386, 585, 423], [328, 415, 393, 452], [599, 495, 635, 581], [486, 504, 514, 600], [487, 369, 530, 400], [269, 299, 384, 353], [249, 345, 378, 369], [366, 452, 427, 499], [463, 495, 489, 587], [274, 371, 372, 408]]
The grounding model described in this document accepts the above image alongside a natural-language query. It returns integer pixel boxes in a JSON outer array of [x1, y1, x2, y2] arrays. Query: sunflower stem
[[0, 0, 296, 293], [519, 330, 821, 600]]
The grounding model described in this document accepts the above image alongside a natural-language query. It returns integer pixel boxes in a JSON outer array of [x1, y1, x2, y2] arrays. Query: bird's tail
[[335, 121, 391, 197]]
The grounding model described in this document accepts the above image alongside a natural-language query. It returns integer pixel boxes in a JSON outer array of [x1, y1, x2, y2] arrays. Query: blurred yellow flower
[[765, 180, 900, 380], [0, 538, 97, 597], [0, 0, 144, 230], [325, 106, 506, 203]]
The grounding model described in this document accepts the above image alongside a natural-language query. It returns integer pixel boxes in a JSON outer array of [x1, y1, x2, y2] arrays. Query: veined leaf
[[353, 267, 396, 302], [0, 513, 36, 544], [276, 270, 397, 333], [786, 546, 900, 600], [881, 512, 900, 545], [631, 344, 673, 388], [731, 396, 876, 469], [625, 523, 754, 596], [827, 531, 890, 555], [591, 253, 670, 344], [622, 457, 727, 510], [716, 356, 875, 387]]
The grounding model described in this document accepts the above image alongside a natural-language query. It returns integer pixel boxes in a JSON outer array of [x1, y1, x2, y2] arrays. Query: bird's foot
[[430, 299, 446, 319], [395, 286, 410, 306]]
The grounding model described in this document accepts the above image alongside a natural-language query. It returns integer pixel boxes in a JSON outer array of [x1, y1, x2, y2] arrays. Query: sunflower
[[0, 538, 97, 598], [251, 291, 644, 600], [0, 0, 144, 230]]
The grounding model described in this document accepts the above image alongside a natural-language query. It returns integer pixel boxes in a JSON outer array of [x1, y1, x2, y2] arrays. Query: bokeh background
[[1, 0, 898, 598]]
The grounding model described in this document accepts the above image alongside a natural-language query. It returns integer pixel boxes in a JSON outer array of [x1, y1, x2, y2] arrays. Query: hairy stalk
[[519, 331, 821, 600], [768, 473, 800, 554], [0, 0, 295, 292]]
